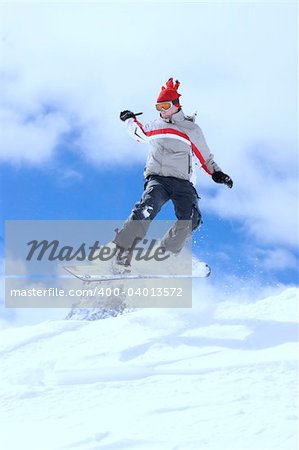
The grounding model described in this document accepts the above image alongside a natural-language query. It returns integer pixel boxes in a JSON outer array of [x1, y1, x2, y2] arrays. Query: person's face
[[156, 101, 180, 118], [160, 104, 179, 119]]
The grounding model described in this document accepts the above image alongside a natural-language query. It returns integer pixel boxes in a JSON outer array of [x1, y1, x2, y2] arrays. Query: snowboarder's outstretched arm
[[120, 110, 151, 143], [190, 125, 220, 175], [191, 125, 233, 188]]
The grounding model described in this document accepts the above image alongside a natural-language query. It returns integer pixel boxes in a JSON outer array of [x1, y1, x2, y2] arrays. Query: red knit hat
[[156, 77, 181, 105]]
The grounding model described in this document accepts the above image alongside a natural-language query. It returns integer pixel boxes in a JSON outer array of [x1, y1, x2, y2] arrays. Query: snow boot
[[111, 245, 132, 275]]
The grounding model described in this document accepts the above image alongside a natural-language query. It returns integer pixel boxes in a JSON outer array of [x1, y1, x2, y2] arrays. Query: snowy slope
[[0, 287, 298, 450]]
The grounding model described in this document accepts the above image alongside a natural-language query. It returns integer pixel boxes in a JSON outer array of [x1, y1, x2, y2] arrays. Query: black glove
[[120, 110, 136, 121], [212, 171, 233, 188]]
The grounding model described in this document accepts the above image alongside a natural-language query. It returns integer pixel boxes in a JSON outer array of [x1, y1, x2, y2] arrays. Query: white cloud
[[0, 108, 70, 164], [254, 248, 298, 271], [201, 145, 298, 247], [1, 3, 296, 162]]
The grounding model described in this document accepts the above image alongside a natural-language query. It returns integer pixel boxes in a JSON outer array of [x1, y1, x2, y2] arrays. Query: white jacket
[[124, 109, 221, 183]]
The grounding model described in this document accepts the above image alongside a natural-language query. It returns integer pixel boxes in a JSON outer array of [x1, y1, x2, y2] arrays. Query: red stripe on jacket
[[133, 119, 212, 175]]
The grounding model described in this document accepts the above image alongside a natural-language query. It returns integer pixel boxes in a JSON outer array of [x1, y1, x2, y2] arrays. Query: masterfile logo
[[25, 237, 171, 264], [5, 220, 192, 309]]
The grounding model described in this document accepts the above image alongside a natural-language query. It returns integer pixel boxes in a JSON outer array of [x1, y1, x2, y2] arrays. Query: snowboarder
[[112, 77, 233, 271]]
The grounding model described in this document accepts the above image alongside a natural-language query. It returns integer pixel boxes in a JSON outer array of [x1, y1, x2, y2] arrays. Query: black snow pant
[[114, 175, 202, 254]]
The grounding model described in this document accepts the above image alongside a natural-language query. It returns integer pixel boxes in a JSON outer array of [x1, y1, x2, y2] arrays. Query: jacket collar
[[161, 109, 185, 124]]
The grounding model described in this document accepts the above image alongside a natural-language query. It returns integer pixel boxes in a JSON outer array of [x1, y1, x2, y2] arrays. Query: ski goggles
[[155, 102, 174, 111]]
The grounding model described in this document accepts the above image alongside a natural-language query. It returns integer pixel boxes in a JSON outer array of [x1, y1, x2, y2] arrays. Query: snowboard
[[64, 262, 211, 282]]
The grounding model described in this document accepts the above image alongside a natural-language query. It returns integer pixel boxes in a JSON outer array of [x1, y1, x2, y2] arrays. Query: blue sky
[[0, 1, 298, 325]]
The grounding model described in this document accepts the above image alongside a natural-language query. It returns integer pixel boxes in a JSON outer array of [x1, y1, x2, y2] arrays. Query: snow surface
[[0, 286, 298, 450]]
